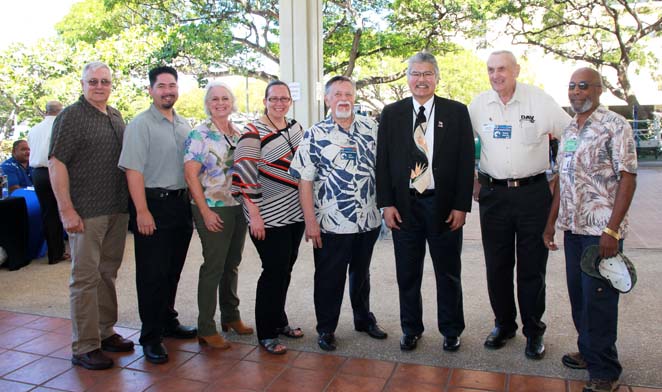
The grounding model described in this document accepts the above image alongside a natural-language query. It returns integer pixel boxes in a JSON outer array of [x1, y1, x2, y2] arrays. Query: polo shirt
[[469, 82, 571, 180], [118, 104, 192, 189], [1, 157, 32, 189]]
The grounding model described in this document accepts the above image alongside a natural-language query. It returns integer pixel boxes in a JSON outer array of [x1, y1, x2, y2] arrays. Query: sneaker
[[583, 379, 619, 392], [562, 352, 587, 369]]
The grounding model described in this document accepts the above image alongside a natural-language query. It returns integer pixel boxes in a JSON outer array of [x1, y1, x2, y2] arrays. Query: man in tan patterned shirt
[[543, 67, 637, 392]]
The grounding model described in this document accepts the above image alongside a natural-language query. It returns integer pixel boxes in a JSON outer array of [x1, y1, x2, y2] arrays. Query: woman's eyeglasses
[[267, 97, 292, 103]]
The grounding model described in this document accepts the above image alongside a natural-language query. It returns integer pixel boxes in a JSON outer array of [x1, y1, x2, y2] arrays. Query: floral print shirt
[[556, 106, 637, 237], [184, 119, 240, 207], [289, 114, 381, 234]]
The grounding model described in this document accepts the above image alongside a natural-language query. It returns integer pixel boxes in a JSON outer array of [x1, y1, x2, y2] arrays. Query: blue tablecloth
[[10, 188, 47, 261]]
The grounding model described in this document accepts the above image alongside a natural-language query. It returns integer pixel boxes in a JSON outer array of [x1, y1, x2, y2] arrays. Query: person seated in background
[[1, 140, 33, 194]]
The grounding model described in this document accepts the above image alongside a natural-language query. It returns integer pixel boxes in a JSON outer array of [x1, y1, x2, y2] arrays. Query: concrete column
[[279, 0, 324, 128]]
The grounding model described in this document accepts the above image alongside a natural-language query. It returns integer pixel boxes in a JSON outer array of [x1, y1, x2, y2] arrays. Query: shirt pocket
[[521, 125, 543, 145]]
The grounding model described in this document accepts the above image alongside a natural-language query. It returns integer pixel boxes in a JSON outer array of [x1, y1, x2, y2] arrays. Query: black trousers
[[251, 222, 304, 341], [392, 195, 465, 338], [32, 167, 65, 263], [478, 179, 551, 337], [314, 229, 380, 334], [130, 194, 193, 345]]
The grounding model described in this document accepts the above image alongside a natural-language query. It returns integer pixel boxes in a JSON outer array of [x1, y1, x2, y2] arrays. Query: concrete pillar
[[279, 0, 324, 128]]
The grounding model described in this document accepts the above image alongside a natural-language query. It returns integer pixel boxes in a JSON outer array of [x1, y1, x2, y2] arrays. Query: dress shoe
[[221, 320, 254, 335], [525, 335, 545, 360], [562, 351, 587, 369], [318, 332, 337, 351], [355, 323, 388, 339], [198, 334, 230, 350], [583, 378, 619, 392], [400, 334, 421, 351], [164, 324, 197, 339], [101, 333, 135, 352], [484, 327, 516, 349], [72, 349, 113, 370], [143, 342, 169, 364], [443, 336, 461, 352]]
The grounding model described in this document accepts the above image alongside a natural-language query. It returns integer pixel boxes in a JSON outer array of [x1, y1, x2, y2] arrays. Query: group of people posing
[[39, 49, 634, 392]]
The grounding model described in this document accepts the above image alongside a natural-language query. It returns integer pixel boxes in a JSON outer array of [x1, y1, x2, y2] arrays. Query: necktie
[[411, 105, 431, 193]]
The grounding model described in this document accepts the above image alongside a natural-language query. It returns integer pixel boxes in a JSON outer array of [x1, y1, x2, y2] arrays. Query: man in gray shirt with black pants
[[119, 66, 195, 364]]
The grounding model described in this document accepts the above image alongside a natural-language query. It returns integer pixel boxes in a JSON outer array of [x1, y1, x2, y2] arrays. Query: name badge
[[481, 123, 494, 133], [340, 146, 357, 161], [560, 152, 574, 174], [493, 125, 512, 139], [564, 137, 578, 152]]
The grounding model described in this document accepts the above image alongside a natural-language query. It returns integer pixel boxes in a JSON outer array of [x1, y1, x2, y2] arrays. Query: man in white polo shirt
[[469, 50, 571, 360]]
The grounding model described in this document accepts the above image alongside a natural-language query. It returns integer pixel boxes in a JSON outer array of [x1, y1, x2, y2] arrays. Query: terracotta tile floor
[[0, 310, 660, 392]]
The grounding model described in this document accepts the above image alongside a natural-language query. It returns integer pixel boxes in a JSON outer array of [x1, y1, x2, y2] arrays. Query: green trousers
[[192, 204, 247, 336]]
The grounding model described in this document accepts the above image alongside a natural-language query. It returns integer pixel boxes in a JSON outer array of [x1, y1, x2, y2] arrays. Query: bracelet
[[602, 227, 621, 240]]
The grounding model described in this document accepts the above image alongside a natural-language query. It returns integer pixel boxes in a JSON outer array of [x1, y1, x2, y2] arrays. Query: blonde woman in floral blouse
[[184, 81, 253, 350]]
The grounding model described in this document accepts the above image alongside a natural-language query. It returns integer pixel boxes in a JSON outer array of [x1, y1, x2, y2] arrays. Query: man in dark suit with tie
[[376, 51, 474, 352]]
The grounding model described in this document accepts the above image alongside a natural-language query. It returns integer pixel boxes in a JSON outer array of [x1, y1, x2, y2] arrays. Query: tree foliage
[[496, 0, 662, 113]]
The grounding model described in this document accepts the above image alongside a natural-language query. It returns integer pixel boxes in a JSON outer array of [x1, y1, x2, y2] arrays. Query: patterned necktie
[[411, 105, 431, 193]]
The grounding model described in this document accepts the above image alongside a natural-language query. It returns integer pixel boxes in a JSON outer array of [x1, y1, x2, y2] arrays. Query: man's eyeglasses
[[568, 81, 599, 91], [267, 97, 292, 103], [409, 71, 435, 79], [86, 79, 112, 87]]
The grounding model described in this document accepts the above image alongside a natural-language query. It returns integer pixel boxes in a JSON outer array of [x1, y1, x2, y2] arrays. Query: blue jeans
[[564, 231, 622, 381]]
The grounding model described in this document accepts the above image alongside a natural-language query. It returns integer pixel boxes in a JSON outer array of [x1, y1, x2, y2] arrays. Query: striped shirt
[[232, 118, 304, 228]]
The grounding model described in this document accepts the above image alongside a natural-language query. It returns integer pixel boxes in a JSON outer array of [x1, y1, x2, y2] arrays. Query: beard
[[571, 98, 593, 114], [335, 101, 352, 119]]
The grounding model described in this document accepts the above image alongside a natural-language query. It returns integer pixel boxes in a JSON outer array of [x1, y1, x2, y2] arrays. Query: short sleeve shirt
[[118, 105, 192, 189], [289, 114, 381, 234], [49, 95, 128, 218], [469, 82, 571, 179], [556, 106, 637, 237], [1, 157, 32, 189], [183, 119, 240, 207]]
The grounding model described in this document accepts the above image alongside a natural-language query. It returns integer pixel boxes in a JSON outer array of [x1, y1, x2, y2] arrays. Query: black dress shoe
[[484, 327, 516, 349], [164, 324, 197, 339], [443, 336, 461, 352], [400, 334, 421, 351], [355, 324, 388, 339], [318, 332, 337, 351], [143, 343, 169, 364], [525, 335, 545, 360], [72, 349, 114, 370]]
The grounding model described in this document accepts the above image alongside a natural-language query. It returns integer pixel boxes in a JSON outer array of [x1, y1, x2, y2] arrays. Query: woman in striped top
[[232, 80, 305, 355]]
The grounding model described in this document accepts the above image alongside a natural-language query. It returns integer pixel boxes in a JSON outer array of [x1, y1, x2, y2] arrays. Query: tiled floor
[[0, 310, 659, 392]]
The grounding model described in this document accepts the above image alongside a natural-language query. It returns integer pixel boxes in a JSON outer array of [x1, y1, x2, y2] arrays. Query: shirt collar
[[148, 103, 185, 125], [412, 96, 435, 116], [487, 82, 522, 105]]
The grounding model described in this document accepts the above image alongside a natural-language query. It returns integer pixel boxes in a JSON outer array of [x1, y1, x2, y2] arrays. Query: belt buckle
[[160, 191, 169, 198], [507, 179, 520, 188]]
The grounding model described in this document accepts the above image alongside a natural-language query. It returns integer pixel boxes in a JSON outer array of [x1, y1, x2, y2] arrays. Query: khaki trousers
[[69, 213, 129, 355]]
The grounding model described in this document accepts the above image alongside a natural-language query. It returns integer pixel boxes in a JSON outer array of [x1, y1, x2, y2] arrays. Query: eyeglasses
[[568, 81, 599, 91], [409, 71, 435, 79], [267, 97, 292, 103], [86, 79, 112, 87]]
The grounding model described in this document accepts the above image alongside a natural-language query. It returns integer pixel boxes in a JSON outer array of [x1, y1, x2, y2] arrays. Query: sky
[[0, 0, 78, 49], [1, 0, 659, 108]]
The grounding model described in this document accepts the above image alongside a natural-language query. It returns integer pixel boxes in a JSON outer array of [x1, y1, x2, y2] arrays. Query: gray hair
[[45, 101, 63, 115], [324, 75, 356, 96], [407, 52, 439, 77], [489, 50, 518, 66], [204, 81, 237, 117], [81, 61, 112, 80]]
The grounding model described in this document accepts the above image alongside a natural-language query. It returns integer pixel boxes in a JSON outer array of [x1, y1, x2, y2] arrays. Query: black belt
[[145, 188, 188, 199], [478, 172, 546, 188], [409, 189, 435, 198]]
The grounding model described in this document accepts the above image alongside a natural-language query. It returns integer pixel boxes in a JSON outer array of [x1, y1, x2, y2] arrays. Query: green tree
[[496, 0, 662, 114]]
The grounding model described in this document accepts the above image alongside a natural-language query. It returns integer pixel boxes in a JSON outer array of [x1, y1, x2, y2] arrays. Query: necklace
[[265, 114, 295, 155], [212, 119, 236, 150]]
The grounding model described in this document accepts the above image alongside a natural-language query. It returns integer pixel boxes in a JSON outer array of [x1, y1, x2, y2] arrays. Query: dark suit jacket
[[376, 95, 474, 230]]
